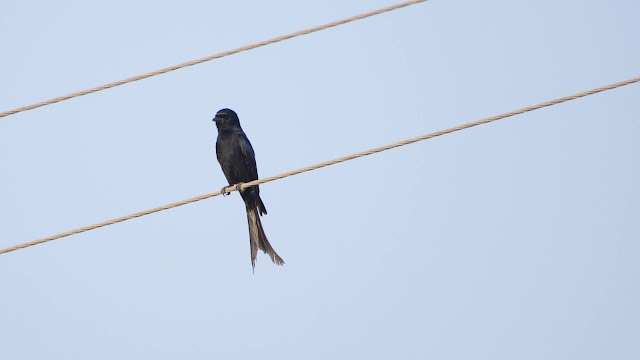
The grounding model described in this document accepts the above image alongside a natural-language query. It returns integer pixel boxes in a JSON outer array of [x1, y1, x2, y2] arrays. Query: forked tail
[[246, 205, 284, 269]]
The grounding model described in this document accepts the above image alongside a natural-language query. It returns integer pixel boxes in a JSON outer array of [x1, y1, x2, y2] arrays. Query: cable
[[1, 75, 638, 255], [0, 0, 428, 119]]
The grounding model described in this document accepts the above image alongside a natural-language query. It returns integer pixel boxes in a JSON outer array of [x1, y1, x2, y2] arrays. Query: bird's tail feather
[[246, 205, 284, 269]]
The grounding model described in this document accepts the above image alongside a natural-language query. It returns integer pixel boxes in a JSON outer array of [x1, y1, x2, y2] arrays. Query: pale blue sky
[[1, 1, 639, 359]]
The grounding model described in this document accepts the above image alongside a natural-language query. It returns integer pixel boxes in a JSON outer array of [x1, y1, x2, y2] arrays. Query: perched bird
[[212, 108, 284, 269]]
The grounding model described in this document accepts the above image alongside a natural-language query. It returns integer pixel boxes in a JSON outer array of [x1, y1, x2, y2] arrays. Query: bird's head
[[212, 108, 240, 130]]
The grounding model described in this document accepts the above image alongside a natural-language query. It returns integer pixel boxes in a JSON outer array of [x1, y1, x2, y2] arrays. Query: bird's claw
[[221, 186, 230, 197]]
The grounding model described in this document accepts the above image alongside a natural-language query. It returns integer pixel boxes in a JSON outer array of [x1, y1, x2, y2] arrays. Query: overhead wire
[[0, 0, 428, 119], [1, 75, 638, 255]]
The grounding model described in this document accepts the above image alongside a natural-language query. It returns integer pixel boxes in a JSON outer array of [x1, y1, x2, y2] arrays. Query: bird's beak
[[212, 117, 220, 122]]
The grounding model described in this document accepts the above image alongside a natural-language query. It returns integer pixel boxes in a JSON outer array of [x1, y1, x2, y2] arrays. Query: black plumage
[[212, 108, 284, 269]]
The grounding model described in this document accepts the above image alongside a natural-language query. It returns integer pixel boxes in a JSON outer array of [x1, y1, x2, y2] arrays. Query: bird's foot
[[221, 186, 230, 197]]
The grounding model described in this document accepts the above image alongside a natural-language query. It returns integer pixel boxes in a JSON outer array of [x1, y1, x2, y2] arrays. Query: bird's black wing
[[238, 131, 259, 182], [237, 131, 266, 213]]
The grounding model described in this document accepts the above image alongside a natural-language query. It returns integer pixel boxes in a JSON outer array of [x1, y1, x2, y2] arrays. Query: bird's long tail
[[246, 205, 284, 269]]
